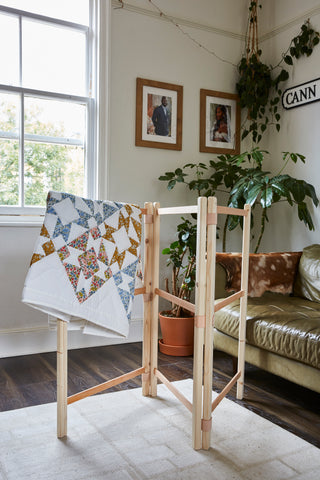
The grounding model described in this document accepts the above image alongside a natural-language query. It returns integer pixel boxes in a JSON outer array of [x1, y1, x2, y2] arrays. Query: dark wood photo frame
[[200, 89, 240, 155], [135, 78, 183, 151]]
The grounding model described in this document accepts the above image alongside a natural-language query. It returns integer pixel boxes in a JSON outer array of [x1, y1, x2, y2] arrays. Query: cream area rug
[[0, 379, 319, 480]]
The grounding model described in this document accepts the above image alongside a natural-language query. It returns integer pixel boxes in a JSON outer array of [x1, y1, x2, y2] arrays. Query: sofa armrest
[[215, 263, 228, 299], [216, 251, 302, 297]]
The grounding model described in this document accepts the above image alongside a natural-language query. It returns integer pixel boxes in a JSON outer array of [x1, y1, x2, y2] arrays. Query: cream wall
[[0, 0, 246, 357], [257, 1, 320, 252], [1, 0, 319, 357]]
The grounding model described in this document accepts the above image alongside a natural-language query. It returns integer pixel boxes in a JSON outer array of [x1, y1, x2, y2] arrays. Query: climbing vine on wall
[[237, 1, 320, 143]]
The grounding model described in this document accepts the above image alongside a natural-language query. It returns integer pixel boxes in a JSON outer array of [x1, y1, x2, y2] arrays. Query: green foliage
[[159, 149, 319, 253], [162, 217, 197, 316], [0, 100, 84, 207], [237, 20, 320, 143], [287, 22, 320, 62], [0, 139, 19, 205], [228, 151, 319, 252], [159, 163, 209, 196]]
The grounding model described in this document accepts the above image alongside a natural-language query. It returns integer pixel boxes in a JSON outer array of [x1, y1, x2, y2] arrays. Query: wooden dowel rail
[[193, 197, 207, 450], [155, 369, 193, 413], [67, 367, 145, 405], [134, 287, 146, 296], [202, 196, 216, 450], [211, 371, 241, 412], [237, 204, 251, 399], [217, 205, 249, 217], [57, 319, 67, 438], [158, 205, 198, 215], [148, 205, 248, 218], [155, 288, 196, 314], [214, 290, 244, 314], [142, 201, 154, 396]]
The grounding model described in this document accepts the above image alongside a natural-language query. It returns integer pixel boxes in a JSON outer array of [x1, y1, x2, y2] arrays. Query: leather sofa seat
[[214, 293, 320, 369]]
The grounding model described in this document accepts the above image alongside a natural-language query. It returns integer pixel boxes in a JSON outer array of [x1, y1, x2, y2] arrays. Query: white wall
[[257, 1, 320, 252], [0, 0, 246, 357], [2, 0, 319, 357]]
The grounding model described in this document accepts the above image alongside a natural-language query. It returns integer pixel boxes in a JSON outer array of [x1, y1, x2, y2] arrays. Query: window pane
[[0, 0, 89, 25], [25, 97, 86, 142], [22, 19, 86, 95], [0, 139, 19, 206], [24, 142, 84, 206], [0, 92, 20, 135], [0, 13, 19, 86]]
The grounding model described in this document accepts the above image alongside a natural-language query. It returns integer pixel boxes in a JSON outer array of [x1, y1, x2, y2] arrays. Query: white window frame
[[0, 1, 101, 220]]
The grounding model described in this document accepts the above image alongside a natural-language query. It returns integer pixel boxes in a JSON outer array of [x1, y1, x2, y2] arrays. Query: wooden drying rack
[[56, 197, 251, 450]]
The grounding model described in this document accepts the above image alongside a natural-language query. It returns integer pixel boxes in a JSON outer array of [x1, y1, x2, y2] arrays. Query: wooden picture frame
[[135, 78, 183, 151], [200, 89, 240, 155]]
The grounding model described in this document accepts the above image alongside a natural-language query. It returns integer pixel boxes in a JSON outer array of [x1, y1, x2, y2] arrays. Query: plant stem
[[276, 153, 290, 176], [254, 207, 267, 253], [222, 216, 228, 252]]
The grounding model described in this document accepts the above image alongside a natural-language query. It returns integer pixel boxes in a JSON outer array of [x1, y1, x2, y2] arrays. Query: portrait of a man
[[147, 94, 172, 137], [136, 78, 182, 150]]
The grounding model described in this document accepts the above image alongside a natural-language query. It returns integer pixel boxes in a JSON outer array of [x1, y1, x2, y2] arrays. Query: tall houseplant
[[159, 148, 318, 253], [227, 150, 319, 252], [159, 217, 197, 356]]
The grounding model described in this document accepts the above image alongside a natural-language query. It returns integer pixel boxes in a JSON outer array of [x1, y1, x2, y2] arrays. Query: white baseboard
[[0, 318, 143, 358]]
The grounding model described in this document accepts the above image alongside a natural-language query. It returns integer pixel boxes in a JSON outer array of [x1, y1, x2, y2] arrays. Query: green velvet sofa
[[213, 244, 320, 394]]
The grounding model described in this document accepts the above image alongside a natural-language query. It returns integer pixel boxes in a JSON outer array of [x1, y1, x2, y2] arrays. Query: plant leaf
[[284, 55, 293, 65], [298, 202, 315, 230]]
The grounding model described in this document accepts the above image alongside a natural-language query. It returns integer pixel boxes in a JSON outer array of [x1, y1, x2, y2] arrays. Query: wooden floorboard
[[0, 342, 319, 448]]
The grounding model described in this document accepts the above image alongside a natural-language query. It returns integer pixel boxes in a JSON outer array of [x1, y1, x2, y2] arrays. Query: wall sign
[[282, 78, 320, 110]]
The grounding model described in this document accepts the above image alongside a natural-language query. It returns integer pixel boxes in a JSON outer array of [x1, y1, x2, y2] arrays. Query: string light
[[114, 0, 238, 68], [148, 0, 237, 67]]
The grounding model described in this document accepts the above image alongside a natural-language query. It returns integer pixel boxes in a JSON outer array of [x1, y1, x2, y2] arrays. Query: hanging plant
[[237, 1, 320, 143]]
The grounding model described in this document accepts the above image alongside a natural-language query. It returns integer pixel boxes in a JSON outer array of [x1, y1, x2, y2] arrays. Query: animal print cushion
[[216, 251, 302, 297]]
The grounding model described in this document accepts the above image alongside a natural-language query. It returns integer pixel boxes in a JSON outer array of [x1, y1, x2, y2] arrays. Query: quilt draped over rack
[[22, 191, 143, 338]]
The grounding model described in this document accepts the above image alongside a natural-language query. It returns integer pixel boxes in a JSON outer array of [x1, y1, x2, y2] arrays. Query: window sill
[[0, 215, 44, 227]]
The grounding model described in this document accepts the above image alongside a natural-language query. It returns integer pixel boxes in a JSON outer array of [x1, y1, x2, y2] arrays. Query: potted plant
[[159, 217, 197, 356]]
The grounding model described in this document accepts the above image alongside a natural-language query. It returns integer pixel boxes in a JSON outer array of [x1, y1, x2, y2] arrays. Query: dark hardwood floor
[[0, 342, 319, 448]]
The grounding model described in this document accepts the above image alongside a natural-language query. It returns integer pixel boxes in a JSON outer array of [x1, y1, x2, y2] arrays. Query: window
[[0, 1, 97, 215]]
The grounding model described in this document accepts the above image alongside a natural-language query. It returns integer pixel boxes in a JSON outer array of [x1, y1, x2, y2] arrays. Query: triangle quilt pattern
[[30, 191, 142, 314]]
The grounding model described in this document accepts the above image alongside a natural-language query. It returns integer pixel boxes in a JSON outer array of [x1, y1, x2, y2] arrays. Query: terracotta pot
[[159, 311, 194, 356]]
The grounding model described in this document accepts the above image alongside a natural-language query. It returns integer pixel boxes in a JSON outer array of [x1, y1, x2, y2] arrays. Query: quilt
[[22, 191, 143, 338]]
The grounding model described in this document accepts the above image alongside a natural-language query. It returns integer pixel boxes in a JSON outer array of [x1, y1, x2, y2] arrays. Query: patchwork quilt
[[22, 191, 143, 338]]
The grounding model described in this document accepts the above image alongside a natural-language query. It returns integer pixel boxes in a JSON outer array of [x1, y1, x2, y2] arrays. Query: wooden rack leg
[[192, 197, 207, 450], [237, 204, 251, 400], [202, 197, 217, 450], [142, 202, 153, 396], [150, 202, 160, 397], [57, 318, 68, 438]]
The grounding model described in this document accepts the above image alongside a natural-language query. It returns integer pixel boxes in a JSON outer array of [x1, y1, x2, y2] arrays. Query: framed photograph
[[200, 89, 240, 155], [135, 78, 183, 150]]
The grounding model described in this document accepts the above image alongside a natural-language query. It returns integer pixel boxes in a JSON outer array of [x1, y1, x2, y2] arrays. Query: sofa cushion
[[214, 293, 320, 369], [294, 244, 320, 303], [216, 252, 302, 297]]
